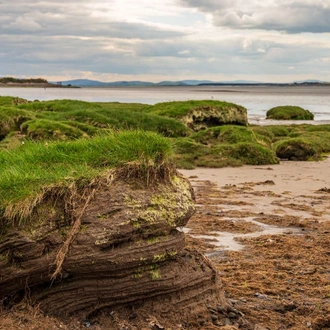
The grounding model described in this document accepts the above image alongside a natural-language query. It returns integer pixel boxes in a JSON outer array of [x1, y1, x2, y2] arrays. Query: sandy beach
[[180, 158, 330, 328]]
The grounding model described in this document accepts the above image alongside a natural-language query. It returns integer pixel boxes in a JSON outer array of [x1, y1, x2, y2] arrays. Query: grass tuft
[[0, 130, 173, 225]]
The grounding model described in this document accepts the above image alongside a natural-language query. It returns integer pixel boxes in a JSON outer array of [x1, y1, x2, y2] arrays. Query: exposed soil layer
[[1, 171, 244, 329]]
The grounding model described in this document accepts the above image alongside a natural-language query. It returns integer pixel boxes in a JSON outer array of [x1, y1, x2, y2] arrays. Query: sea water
[[1, 85, 330, 122]]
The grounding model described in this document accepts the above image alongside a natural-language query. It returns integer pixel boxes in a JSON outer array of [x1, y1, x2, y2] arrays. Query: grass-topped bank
[[0, 130, 172, 225], [0, 96, 329, 170]]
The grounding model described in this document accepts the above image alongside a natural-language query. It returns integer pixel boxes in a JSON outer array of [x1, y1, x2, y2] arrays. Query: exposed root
[[115, 161, 175, 187], [51, 171, 115, 280], [51, 189, 95, 281]]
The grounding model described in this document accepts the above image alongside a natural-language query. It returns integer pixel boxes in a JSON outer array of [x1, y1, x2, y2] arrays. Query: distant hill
[[59, 79, 262, 87], [55, 78, 329, 87], [60, 79, 155, 87]]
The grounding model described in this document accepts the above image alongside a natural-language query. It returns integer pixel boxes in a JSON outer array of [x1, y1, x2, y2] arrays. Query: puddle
[[180, 218, 300, 252]]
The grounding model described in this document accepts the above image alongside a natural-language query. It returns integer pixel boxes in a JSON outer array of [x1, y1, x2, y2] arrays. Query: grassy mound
[[266, 106, 314, 120], [274, 138, 317, 160], [173, 126, 279, 168], [0, 107, 34, 139], [8, 99, 190, 139], [146, 100, 248, 130], [146, 100, 243, 117], [0, 130, 172, 223]]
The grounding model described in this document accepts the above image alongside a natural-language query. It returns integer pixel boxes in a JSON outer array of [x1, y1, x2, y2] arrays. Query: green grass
[[1, 96, 330, 171], [274, 138, 317, 160], [191, 125, 268, 146], [266, 106, 314, 120], [0, 130, 172, 222], [20, 119, 90, 140], [15, 99, 190, 138], [0, 106, 34, 138], [0, 96, 19, 106], [145, 100, 245, 118], [172, 126, 279, 168]]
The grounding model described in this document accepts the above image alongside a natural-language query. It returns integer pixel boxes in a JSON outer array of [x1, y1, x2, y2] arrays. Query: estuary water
[[1, 85, 330, 122]]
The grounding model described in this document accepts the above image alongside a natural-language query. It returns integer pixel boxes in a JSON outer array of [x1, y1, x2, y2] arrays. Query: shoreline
[[180, 157, 330, 196]]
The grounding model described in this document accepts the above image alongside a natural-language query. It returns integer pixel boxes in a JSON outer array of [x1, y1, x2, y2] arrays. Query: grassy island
[[266, 105, 314, 120]]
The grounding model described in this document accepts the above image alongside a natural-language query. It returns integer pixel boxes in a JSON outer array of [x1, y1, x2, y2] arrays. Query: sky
[[1, 0, 330, 83]]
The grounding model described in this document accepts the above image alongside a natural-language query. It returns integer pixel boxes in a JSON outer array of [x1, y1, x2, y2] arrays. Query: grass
[[0, 107, 34, 138], [145, 100, 246, 118], [173, 125, 279, 168], [1, 96, 330, 171], [14, 99, 190, 138], [0, 130, 172, 224]]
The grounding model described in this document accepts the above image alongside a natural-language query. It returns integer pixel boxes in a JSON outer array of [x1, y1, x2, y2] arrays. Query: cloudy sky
[[1, 0, 330, 82]]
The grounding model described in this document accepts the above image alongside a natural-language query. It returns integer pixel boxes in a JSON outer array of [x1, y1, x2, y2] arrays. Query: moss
[[149, 264, 161, 280], [134, 267, 144, 279], [126, 175, 194, 228], [266, 106, 314, 120], [153, 250, 177, 262]]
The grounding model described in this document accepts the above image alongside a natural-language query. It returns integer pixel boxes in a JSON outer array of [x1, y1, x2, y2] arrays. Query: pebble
[[82, 320, 92, 328], [227, 306, 239, 314], [224, 318, 232, 326], [228, 312, 238, 319], [198, 319, 207, 326], [217, 305, 226, 313]]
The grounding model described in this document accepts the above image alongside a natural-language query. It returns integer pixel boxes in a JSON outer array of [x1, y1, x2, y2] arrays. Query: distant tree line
[[0, 77, 48, 84]]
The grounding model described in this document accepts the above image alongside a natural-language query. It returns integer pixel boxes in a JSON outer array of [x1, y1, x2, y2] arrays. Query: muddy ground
[[2, 160, 330, 329], [182, 160, 330, 330]]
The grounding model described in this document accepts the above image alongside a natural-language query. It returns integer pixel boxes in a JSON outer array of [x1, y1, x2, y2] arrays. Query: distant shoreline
[[0, 83, 79, 88], [0, 82, 329, 88]]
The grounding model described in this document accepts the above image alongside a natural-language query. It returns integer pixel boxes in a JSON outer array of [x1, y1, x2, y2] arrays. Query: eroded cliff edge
[[0, 168, 229, 328]]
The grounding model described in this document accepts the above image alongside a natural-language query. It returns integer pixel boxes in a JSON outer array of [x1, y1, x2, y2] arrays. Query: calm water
[[1, 85, 330, 122]]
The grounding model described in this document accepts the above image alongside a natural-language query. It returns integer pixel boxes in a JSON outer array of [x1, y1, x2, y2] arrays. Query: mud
[[181, 159, 330, 329]]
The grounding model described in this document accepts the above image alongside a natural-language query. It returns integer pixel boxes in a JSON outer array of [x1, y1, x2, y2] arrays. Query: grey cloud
[[0, 1, 185, 39], [1, 0, 330, 81], [179, 0, 330, 33]]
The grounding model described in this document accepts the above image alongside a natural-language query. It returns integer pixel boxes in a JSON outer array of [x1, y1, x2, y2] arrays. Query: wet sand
[[180, 159, 330, 328], [181, 157, 330, 196]]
